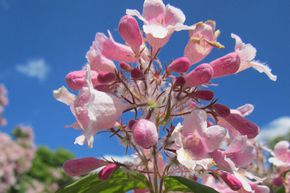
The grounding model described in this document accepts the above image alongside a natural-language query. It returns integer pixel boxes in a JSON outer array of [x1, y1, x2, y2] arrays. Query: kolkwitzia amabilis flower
[[132, 119, 158, 149], [127, 0, 191, 53], [184, 21, 222, 65], [269, 141, 290, 171], [231, 33, 277, 81], [0, 84, 8, 126], [54, 66, 130, 148], [119, 15, 144, 54]]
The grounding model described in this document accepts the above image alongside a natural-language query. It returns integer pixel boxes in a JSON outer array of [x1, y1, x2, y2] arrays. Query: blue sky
[[0, 0, 289, 158]]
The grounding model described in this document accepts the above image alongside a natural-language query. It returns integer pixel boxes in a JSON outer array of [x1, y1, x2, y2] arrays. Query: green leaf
[[56, 169, 148, 193], [165, 176, 219, 193]]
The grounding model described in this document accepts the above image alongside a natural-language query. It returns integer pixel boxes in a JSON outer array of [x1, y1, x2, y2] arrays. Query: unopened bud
[[213, 104, 230, 117], [132, 119, 158, 149], [272, 176, 284, 186], [119, 15, 143, 53], [219, 171, 242, 191], [120, 61, 132, 72], [185, 63, 213, 87], [224, 113, 260, 138], [168, 57, 190, 73], [131, 68, 145, 80], [173, 76, 186, 88], [63, 157, 106, 177], [99, 163, 119, 181], [192, 90, 214, 101], [97, 72, 116, 83], [210, 52, 240, 78], [66, 70, 99, 90]]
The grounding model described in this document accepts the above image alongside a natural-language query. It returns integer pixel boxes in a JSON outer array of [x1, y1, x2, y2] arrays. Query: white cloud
[[258, 116, 290, 141], [15, 59, 50, 81]]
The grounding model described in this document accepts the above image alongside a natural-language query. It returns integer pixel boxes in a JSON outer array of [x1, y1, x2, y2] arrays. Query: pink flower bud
[[192, 90, 214, 101], [131, 68, 145, 80], [63, 157, 106, 177], [66, 70, 99, 90], [94, 84, 112, 93], [120, 61, 132, 72], [97, 72, 116, 84], [185, 63, 213, 87], [132, 119, 158, 149], [210, 52, 240, 78], [173, 76, 186, 88], [168, 57, 190, 73], [99, 163, 119, 181], [224, 113, 260, 138], [119, 15, 143, 53], [219, 171, 242, 191], [213, 103, 230, 117], [273, 176, 284, 186]]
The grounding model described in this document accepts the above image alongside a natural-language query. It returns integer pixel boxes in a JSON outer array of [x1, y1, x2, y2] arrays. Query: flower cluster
[[53, 0, 286, 193], [0, 126, 35, 193], [0, 84, 8, 126]]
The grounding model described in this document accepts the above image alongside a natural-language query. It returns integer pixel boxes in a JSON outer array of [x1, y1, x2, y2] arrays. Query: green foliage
[[56, 169, 148, 193], [164, 176, 219, 193], [27, 146, 74, 191]]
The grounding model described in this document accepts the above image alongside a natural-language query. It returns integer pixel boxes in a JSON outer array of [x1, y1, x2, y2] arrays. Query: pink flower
[[119, 15, 143, 53], [132, 119, 158, 149], [92, 32, 137, 63], [269, 141, 290, 171], [98, 163, 119, 181], [218, 171, 242, 191], [63, 157, 106, 176], [184, 21, 222, 65], [86, 45, 116, 73], [210, 136, 255, 171], [168, 57, 190, 73], [184, 63, 213, 87], [65, 70, 99, 90], [231, 33, 277, 81], [53, 66, 130, 148], [127, 0, 190, 52], [210, 52, 241, 78], [171, 110, 226, 171]]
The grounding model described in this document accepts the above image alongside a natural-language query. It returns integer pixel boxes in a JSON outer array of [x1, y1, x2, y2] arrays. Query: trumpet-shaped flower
[[231, 33, 277, 81], [127, 0, 190, 52], [171, 110, 226, 172], [268, 140, 290, 171], [184, 21, 222, 65], [53, 66, 130, 148]]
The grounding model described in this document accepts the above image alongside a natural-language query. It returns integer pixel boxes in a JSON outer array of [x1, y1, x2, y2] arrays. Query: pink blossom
[[98, 163, 119, 181], [119, 15, 143, 53], [132, 119, 158, 149], [184, 63, 213, 87], [66, 70, 99, 90], [93, 32, 137, 62], [53, 66, 130, 148], [210, 136, 256, 171], [127, 0, 190, 52], [86, 45, 116, 73], [231, 33, 277, 81], [184, 21, 222, 65], [63, 157, 106, 176], [168, 57, 190, 73], [210, 52, 241, 78], [269, 141, 290, 171]]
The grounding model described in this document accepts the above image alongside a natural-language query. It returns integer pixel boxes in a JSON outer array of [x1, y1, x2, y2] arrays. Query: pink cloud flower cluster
[[0, 84, 8, 126], [53, 0, 284, 192], [0, 126, 35, 193]]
